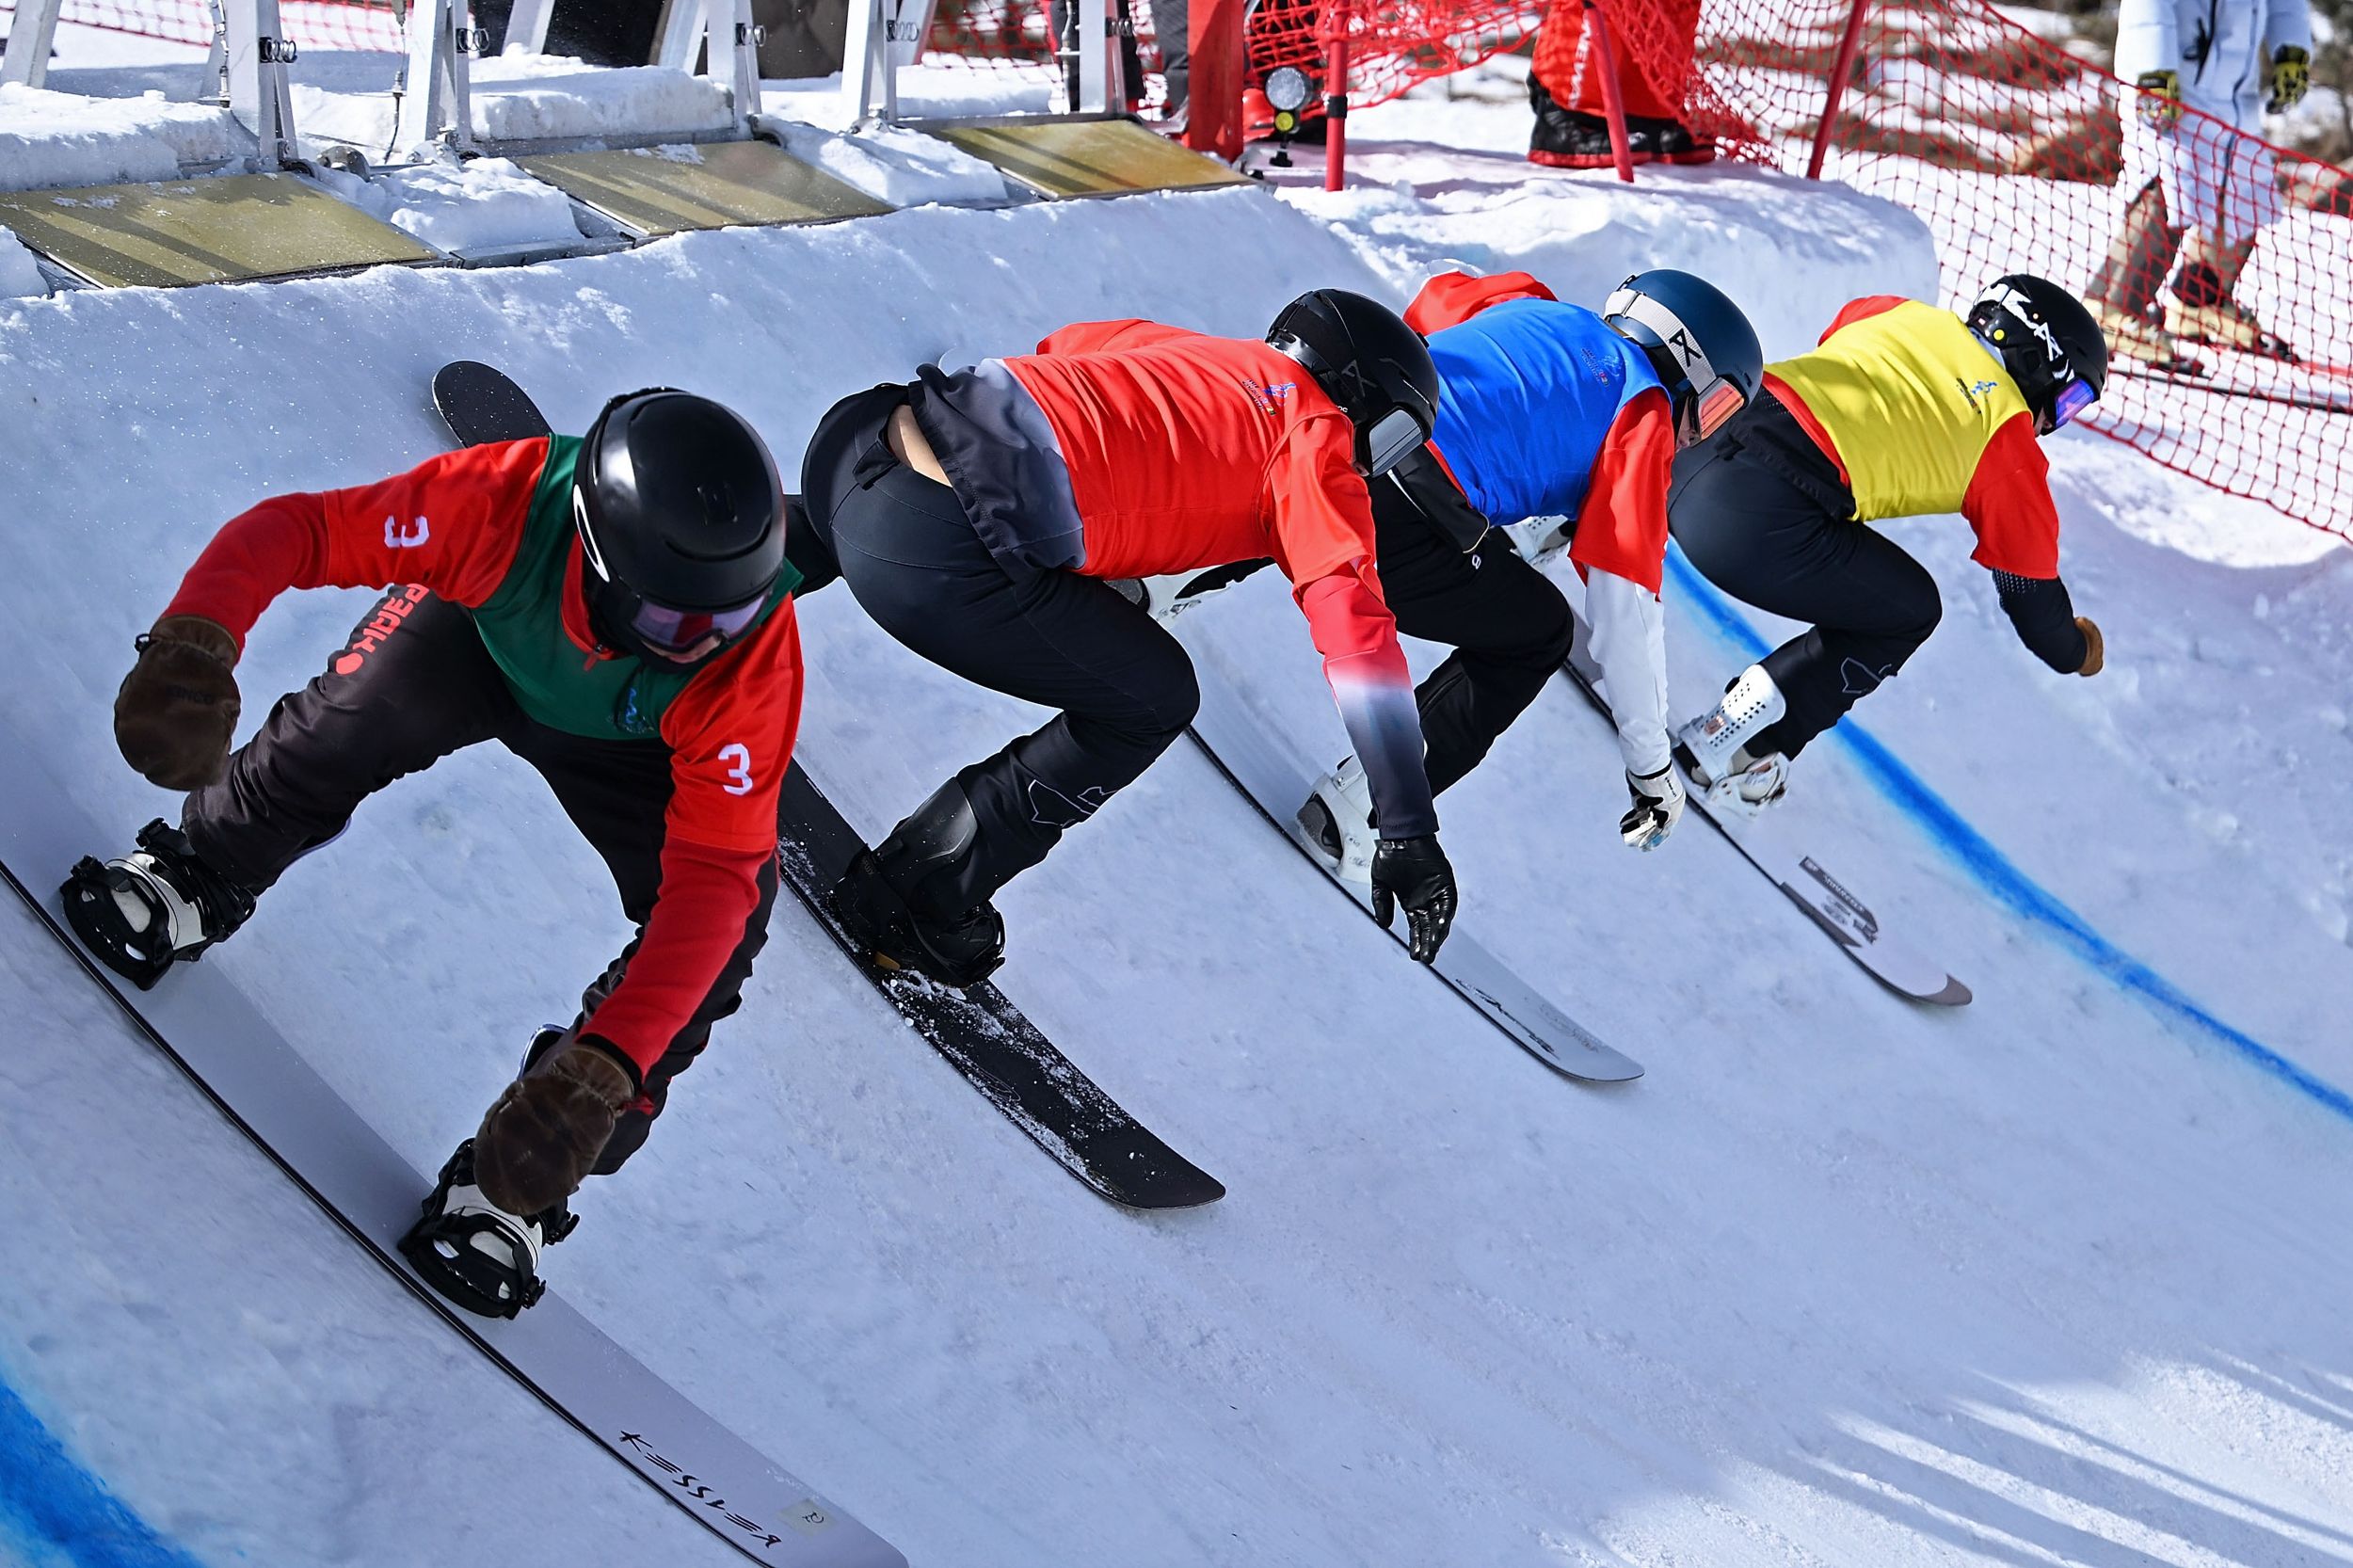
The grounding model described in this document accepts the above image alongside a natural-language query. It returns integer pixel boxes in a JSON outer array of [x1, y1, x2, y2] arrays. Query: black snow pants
[[803, 394, 1201, 907], [1665, 392, 1942, 759], [182, 589, 779, 1175], [1369, 461, 1574, 797]]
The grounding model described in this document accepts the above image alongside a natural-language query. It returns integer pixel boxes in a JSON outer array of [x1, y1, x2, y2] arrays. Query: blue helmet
[[1601, 270, 1765, 445]]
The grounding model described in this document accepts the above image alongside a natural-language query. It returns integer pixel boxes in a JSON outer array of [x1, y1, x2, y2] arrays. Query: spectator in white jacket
[[2085, 0, 2313, 364]]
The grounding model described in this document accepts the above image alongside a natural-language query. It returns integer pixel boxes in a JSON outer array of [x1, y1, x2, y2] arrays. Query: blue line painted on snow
[[1662, 546, 2353, 1123], [0, 1376, 205, 1568]]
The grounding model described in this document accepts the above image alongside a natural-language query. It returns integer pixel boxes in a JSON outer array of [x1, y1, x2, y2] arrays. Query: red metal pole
[[1806, 0, 1871, 179], [1322, 0, 1350, 191], [1581, 0, 1636, 184]]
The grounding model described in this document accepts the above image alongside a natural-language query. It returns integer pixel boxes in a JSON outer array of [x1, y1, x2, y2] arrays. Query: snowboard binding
[[830, 850, 1006, 991], [62, 819, 255, 990], [398, 1139, 577, 1320], [1297, 757, 1378, 884]]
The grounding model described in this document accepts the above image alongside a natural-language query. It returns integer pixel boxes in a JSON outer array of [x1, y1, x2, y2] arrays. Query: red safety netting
[[0, 0, 405, 52], [1597, 0, 2353, 537], [1244, 0, 1542, 115]]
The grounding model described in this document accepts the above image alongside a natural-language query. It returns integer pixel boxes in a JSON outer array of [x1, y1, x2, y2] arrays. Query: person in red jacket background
[[795, 290, 1459, 987], [1668, 277, 2109, 808], [1528, 0, 1713, 168], [68, 392, 803, 1319]]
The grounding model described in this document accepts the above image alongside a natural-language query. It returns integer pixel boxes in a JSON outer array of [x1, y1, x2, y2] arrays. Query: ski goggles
[[1359, 405, 1430, 478], [1602, 281, 1750, 445], [625, 592, 767, 661], [2046, 373, 2099, 433]]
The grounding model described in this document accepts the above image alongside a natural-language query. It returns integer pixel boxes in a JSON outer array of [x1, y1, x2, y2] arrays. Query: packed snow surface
[[0, 226, 42, 296], [1, 52, 2350, 1568]]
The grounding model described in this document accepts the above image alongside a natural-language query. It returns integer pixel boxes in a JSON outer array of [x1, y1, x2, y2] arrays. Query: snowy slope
[[2, 76, 2352, 1568]]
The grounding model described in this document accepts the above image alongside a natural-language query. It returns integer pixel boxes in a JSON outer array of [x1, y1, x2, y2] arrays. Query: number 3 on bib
[[717, 744, 755, 795]]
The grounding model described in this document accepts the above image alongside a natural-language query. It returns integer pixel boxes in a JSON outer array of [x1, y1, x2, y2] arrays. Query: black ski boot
[[1635, 115, 1715, 165], [830, 777, 1009, 991], [62, 819, 255, 990], [398, 1137, 579, 1320], [1529, 78, 1641, 168]]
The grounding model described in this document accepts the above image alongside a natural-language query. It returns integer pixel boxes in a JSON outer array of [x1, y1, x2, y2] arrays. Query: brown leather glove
[[473, 1034, 640, 1216], [2075, 616, 2105, 677], [115, 615, 241, 790]]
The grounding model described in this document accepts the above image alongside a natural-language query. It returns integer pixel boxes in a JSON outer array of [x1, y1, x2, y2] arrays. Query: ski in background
[[2111, 355, 2353, 416], [1180, 648, 1643, 1085], [432, 361, 1223, 1210], [0, 717, 906, 1568], [1559, 604, 1972, 1008]]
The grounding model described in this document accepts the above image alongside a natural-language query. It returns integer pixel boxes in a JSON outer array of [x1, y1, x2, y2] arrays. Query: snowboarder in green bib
[[66, 391, 804, 1318]]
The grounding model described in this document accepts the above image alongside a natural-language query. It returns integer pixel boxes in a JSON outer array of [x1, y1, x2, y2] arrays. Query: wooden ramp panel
[[0, 173, 437, 289], [518, 142, 893, 238], [925, 119, 1253, 199]]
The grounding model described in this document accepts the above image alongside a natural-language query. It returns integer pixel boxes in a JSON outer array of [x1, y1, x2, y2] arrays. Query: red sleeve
[[657, 597, 805, 854], [1264, 417, 1381, 587], [1961, 414, 2062, 578], [1821, 296, 1909, 344], [1404, 270, 1558, 336], [1297, 568, 1438, 840], [162, 439, 548, 650], [1034, 319, 1200, 356], [580, 837, 770, 1076], [584, 600, 805, 1075], [1568, 390, 1676, 596]]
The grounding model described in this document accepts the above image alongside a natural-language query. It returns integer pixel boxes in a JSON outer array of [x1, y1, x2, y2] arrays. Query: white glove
[[1619, 765, 1686, 852]]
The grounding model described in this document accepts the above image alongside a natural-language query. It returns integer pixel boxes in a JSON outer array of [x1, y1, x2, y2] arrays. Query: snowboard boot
[[1674, 664, 1794, 814], [2167, 252, 2295, 359], [398, 1138, 579, 1320], [1529, 79, 1641, 168], [62, 819, 256, 990], [2089, 300, 2189, 368], [830, 776, 1010, 991], [1297, 755, 1379, 885], [1635, 116, 1716, 165]]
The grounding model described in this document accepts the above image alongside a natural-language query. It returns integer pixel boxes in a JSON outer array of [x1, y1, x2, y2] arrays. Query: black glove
[[1619, 764, 1687, 852], [1370, 834, 1457, 964]]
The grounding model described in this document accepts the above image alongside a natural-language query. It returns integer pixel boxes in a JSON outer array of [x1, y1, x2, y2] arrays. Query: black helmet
[[1267, 289, 1440, 477], [1601, 269, 1764, 447], [574, 389, 787, 664], [1965, 274, 2107, 433]]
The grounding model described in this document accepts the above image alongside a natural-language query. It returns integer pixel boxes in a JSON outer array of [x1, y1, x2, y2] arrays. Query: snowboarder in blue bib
[[1298, 266, 1762, 868]]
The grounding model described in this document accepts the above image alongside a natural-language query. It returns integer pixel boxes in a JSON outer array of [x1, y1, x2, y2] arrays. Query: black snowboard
[[430, 361, 1224, 1209], [433, 360, 552, 446]]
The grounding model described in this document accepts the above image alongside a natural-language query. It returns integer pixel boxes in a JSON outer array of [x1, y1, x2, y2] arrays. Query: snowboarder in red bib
[[1667, 276, 2108, 808], [67, 392, 803, 1318], [794, 290, 1458, 987]]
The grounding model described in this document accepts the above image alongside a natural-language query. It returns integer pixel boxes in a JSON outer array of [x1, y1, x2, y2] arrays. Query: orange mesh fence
[[0, 0, 405, 51], [1597, 0, 2353, 536]]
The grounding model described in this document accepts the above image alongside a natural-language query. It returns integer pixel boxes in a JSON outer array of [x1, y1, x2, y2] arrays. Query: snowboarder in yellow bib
[[1665, 276, 2109, 808]]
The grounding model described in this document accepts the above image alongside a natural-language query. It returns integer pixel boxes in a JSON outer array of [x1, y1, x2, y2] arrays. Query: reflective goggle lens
[[2049, 376, 2098, 430], [1360, 407, 1427, 477], [1692, 378, 1748, 441], [630, 594, 765, 658]]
